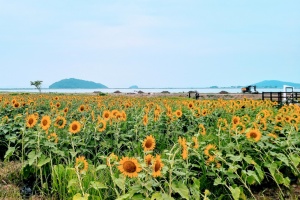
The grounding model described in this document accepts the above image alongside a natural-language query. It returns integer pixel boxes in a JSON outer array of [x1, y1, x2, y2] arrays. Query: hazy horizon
[[1, 1, 299, 88]]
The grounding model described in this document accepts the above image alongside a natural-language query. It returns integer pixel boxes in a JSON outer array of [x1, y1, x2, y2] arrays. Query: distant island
[[46, 79, 300, 90], [129, 85, 138, 89], [251, 80, 300, 88], [225, 80, 300, 89], [49, 78, 108, 89]]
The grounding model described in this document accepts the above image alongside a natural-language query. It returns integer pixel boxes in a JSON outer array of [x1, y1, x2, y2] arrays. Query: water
[[1, 88, 299, 94]]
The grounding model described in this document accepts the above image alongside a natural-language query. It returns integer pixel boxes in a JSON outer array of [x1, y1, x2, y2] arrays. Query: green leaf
[[276, 153, 289, 166], [290, 154, 300, 167], [243, 155, 253, 164], [227, 154, 242, 162], [246, 175, 256, 185], [52, 149, 65, 157], [255, 165, 264, 180], [37, 154, 51, 167], [214, 177, 225, 186], [90, 181, 107, 190], [151, 192, 174, 200], [4, 147, 15, 161], [270, 152, 289, 166], [70, 150, 78, 158], [27, 151, 42, 166], [5, 134, 17, 143], [229, 186, 240, 200], [114, 177, 125, 191], [95, 164, 107, 171], [190, 178, 200, 200], [131, 194, 146, 200], [116, 193, 131, 200], [246, 170, 260, 184], [171, 181, 190, 200], [227, 172, 239, 179], [266, 162, 278, 177], [227, 164, 240, 173], [73, 193, 89, 200], [144, 181, 153, 192], [173, 170, 186, 176], [282, 177, 291, 188], [68, 179, 78, 189]]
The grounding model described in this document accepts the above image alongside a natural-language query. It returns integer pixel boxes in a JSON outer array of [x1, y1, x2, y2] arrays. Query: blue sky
[[0, 0, 299, 88]]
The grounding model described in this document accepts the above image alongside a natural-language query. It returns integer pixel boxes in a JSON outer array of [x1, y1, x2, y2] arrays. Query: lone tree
[[30, 80, 43, 93]]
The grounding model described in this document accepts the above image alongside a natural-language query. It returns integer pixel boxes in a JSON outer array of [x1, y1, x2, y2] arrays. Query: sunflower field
[[0, 93, 300, 200]]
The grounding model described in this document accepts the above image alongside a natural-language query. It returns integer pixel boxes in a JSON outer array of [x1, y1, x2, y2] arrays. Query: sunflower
[[290, 117, 298, 124], [232, 116, 240, 126], [194, 108, 201, 117], [102, 110, 111, 121], [111, 110, 119, 119], [187, 102, 194, 109], [1, 116, 9, 123], [78, 105, 85, 112], [256, 111, 266, 121], [181, 148, 188, 160], [143, 115, 148, 126], [202, 109, 208, 116], [241, 115, 250, 124], [267, 133, 278, 139], [97, 119, 107, 132], [198, 124, 206, 136], [204, 144, 217, 157], [13, 102, 20, 108], [56, 102, 61, 108], [258, 119, 267, 131], [121, 111, 127, 121], [106, 153, 118, 167], [152, 155, 164, 177], [144, 107, 150, 113], [145, 154, 153, 166], [178, 137, 187, 148], [54, 116, 66, 129], [174, 109, 182, 118], [75, 156, 88, 173], [26, 114, 37, 128], [206, 155, 216, 165], [69, 121, 81, 134], [217, 118, 228, 130], [118, 157, 142, 178], [154, 110, 160, 118], [33, 112, 39, 120], [142, 135, 156, 152], [273, 126, 282, 134], [232, 122, 245, 134], [192, 136, 199, 149], [284, 116, 291, 123], [166, 106, 172, 116], [246, 129, 262, 142], [40, 116, 51, 131], [63, 107, 69, 114], [115, 112, 123, 121], [47, 132, 58, 143]]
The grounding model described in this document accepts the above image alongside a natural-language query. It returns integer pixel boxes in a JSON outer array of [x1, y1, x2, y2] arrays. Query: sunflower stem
[[108, 158, 120, 197], [75, 166, 85, 197], [168, 144, 179, 197]]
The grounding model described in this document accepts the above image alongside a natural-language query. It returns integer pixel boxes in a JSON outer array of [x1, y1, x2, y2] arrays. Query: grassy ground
[[1, 160, 299, 200]]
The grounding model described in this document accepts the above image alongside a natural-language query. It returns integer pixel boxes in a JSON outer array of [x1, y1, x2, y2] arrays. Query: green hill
[[129, 85, 138, 89], [49, 78, 108, 89], [251, 80, 300, 88]]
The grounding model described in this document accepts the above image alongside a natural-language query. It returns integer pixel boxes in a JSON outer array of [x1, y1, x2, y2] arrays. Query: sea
[[0, 88, 299, 94]]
